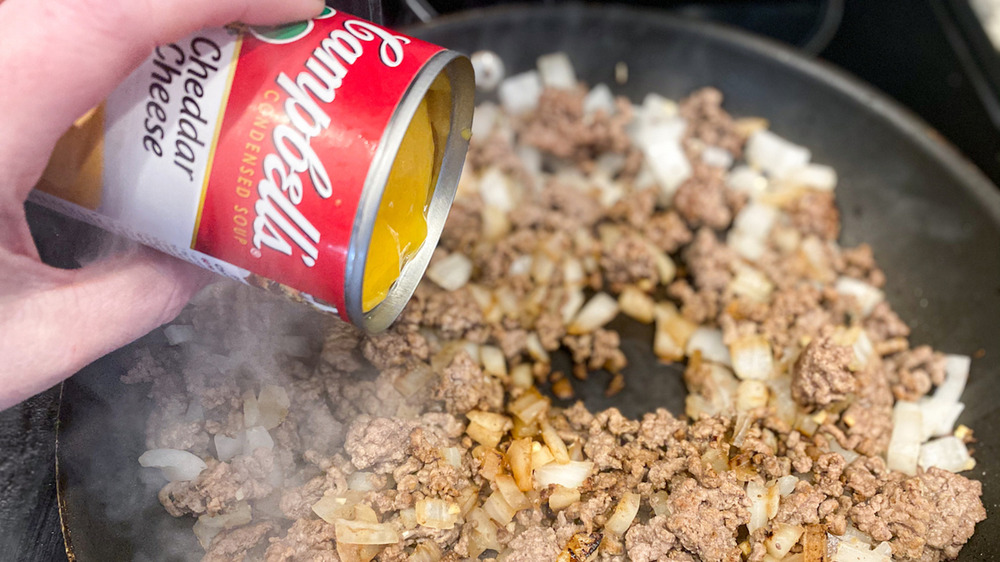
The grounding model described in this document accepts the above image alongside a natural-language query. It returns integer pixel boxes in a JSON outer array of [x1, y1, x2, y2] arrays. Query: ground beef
[[673, 161, 733, 230], [433, 350, 504, 414], [264, 519, 339, 562], [203, 521, 278, 562], [918, 467, 987, 560], [791, 336, 855, 409], [625, 515, 682, 562], [610, 186, 657, 227], [159, 449, 276, 517], [344, 416, 417, 472], [666, 475, 750, 562], [600, 232, 661, 290], [678, 87, 745, 157], [839, 243, 886, 287], [518, 88, 632, 167], [864, 301, 911, 344], [502, 526, 561, 561], [788, 191, 840, 241], [849, 475, 935, 559], [885, 345, 947, 402], [362, 327, 430, 370], [320, 320, 364, 373], [562, 329, 628, 372], [643, 210, 694, 254]]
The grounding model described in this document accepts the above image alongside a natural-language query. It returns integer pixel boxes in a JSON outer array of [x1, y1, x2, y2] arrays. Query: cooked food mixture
[[130, 54, 985, 562]]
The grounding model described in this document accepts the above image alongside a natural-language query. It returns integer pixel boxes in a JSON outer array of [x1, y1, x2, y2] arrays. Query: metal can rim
[[344, 50, 475, 332]]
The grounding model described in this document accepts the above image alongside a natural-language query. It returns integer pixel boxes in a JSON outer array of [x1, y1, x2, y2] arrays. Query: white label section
[[101, 28, 236, 248]]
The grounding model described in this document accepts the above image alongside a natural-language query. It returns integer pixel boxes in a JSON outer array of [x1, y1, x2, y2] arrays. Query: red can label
[[32, 8, 448, 319]]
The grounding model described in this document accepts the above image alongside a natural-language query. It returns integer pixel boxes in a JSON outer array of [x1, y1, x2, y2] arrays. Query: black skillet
[[57, 4, 1000, 560]]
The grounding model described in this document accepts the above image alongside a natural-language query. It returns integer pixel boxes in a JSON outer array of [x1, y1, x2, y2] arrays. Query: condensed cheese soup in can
[[32, 7, 474, 331]]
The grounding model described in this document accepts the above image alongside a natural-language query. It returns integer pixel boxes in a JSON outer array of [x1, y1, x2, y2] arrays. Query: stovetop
[[3, 1, 997, 560]]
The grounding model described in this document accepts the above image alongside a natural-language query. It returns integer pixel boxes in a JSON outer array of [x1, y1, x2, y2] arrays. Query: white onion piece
[[919, 398, 965, 440], [416, 498, 461, 530], [728, 266, 774, 303], [640, 92, 679, 122], [935, 354, 971, 403], [832, 540, 890, 562], [886, 401, 922, 476], [441, 447, 463, 469], [853, 330, 875, 367], [192, 502, 252, 549], [242, 389, 260, 428], [835, 277, 885, 317], [427, 252, 474, 292], [649, 491, 671, 517], [534, 460, 594, 489], [766, 523, 804, 558], [498, 71, 542, 115], [312, 494, 360, 524], [257, 385, 290, 430], [536, 52, 577, 90], [777, 475, 799, 496], [746, 480, 769, 533], [483, 490, 517, 525], [138, 449, 207, 482], [583, 83, 615, 116], [727, 230, 768, 262], [828, 440, 860, 466], [214, 432, 245, 462], [244, 426, 274, 455], [726, 165, 768, 197], [701, 146, 734, 169], [737, 380, 770, 411], [687, 328, 733, 366], [746, 129, 811, 179], [471, 51, 505, 92], [919, 436, 975, 473], [335, 519, 400, 545], [470, 101, 499, 140], [348, 471, 378, 492], [782, 164, 837, 191], [495, 474, 531, 511], [567, 292, 620, 334], [730, 335, 774, 381], [548, 485, 581, 511], [560, 287, 586, 326], [632, 118, 687, 150], [732, 202, 779, 242], [605, 492, 640, 536], [481, 166, 516, 213], [163, 324, 196, 346], [643, 139, 691, 202], [618, 286, 656, 324]]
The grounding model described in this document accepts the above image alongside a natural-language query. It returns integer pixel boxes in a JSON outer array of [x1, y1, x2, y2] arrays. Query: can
[[31, 7, 474, 332]]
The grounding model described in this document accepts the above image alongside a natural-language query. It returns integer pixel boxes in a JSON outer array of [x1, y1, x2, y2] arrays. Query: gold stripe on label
[[190, 33, 244, 249]]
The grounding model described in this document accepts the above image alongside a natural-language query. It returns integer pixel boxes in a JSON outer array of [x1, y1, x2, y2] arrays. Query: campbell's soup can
[[32, 7, 474, 332]]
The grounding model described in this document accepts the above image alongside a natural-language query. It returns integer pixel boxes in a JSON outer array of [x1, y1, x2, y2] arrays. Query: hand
[[0, 0, 325, 410]]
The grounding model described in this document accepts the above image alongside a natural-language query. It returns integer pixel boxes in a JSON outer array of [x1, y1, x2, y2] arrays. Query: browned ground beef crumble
[[129, 82, 984, 561]]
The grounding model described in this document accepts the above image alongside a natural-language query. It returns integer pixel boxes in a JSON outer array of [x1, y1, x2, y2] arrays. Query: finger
[[0, 0, 324, 193], [0, 246, 210, 410]]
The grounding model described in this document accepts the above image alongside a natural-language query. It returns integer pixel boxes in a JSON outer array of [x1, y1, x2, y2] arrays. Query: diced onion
[[728, 230, 767, 262], [243, 426, 274, 455], [583, 83, 616, 116], [415, 498, 461, 530], [441, 447, 463, 469], [348, 472, 378, 492], [886, 401, 922, 475], [214, 432, 244, 462], [687, 328, 732, 366], [495, 474, 531, 511], [312, 493, 362, 524], [243, 389, 260, 428], [835, 277, 884, 317], [498, 71, 542, 115], [777, 475, 799, 497], [427, 253, 474, 292], [536, 52, 577, 90], [335, 519, 400, 545], [534, 460, 593, 489], [467, 422, 504, 449], [701, 146, 734, 169], [479, 167, 516, 213], [605, 492, 640, 536], [256, 385, 290, 430], [730, 335, 774, 380], [919, 398, 965, 440], [510, 389, 549, 424], [408, 540, 443, 562], [766, 523, 804, 558], [643, 139, 691, 202], [729, 266, 774, 303], [650, 491, 671, 517], [467, 411, 513, 432], [506, 438, 534, 491], [549, 485, 581, 511], [164, 324, 196, 346], [560, 288, 586, 326], [138, 449, 207, 482], [832, 540, 890, 562], [192, 502, 252, 549], [567, 292, 620, 334], [919, 436, 975, 473], [727, 165, 768, 197], [511, 364, 534, 389], [828, 440, 860, 466], [467, 508, 500, 558], [540, 420, 570, 463], [393, 363, 436, 398], [619, 286, 656, 324], [483, 490, 517, 525], [746, 480, 769, 533], [746, 129, 811, 179], [531, 440, 556, 468], [781, 164, 837, 191], [737, 380, 770, 412], [935, 354, 971, 403], [732, 202, 778, 242]]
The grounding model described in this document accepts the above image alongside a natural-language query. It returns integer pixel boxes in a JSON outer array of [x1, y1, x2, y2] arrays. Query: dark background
[[3, 0, 998, 560]]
